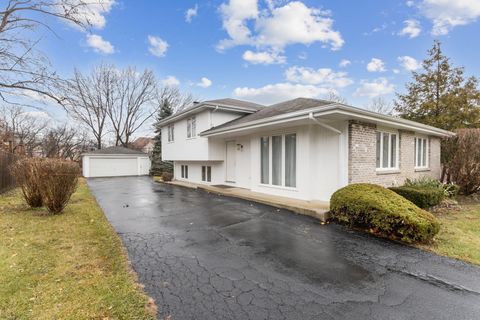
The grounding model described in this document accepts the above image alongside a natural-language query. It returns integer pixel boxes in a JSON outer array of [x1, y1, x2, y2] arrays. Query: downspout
[[308, 112, 341, 134]]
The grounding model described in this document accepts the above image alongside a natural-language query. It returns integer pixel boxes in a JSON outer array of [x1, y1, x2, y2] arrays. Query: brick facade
[[348, 120, 441, 186]]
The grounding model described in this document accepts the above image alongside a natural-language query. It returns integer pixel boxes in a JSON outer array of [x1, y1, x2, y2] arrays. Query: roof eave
[[200, 104, 454, 138]]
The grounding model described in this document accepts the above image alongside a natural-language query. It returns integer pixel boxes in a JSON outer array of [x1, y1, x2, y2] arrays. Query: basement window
[[181, 165, 188, 179], [202, 166, 211, 182]]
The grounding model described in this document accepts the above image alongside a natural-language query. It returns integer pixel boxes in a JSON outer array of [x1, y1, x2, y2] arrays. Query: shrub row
[[11, 158, 79, 214], [330, 183, 440, 243], [389, 186, 444, 209]]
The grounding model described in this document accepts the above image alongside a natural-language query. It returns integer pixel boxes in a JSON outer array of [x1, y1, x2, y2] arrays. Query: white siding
[[83, 155, 151, 178]]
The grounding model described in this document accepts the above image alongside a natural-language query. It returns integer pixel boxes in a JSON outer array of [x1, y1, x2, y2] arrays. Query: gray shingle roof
[[201, 98, 334, 134], [85, 146, 147, 155], [158, 98, 265, 126]]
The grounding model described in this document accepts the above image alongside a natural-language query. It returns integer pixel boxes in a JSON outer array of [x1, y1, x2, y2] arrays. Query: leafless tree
[[60, 64, 113, 149], [366, 97, 394, 115], [325, 91, 348, 104], [156, 86, 194, 114], [0, 0, 112, 103], [0, 104, 50, 155], [42, 124, 92, 161], [107, 67, 158, 146]]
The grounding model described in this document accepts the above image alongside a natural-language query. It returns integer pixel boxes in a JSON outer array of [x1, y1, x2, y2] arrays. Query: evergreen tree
[[150, 100, 174, 175], [395, 41, 480, 130]]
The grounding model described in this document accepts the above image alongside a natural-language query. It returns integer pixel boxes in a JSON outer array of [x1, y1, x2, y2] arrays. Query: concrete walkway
[[166, 180, 330, 221], [89, 177, 480, 320]]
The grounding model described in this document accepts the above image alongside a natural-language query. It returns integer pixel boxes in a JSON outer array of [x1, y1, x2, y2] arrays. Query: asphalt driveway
[[88, 177, 480, 320]]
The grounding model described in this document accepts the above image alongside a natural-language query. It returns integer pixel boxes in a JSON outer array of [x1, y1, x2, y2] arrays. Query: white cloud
[[285, 66, 353, 87], [355, 78, 395, 98], [393, 69, 400, 74], [62, 0, 116, 29], [197, 77, 212, 88], [339, 59, 351, 67], [419, 0, 480, 35], [398, 56, 421, 71], [86, 34, 114, 54], [399, 19, 421, 38], [406, 1, 415, 7], [161, 76, 180, 87], [185, 4, 198, 23], [367, 58, 386, 72], [218, 0, 343, 53], [242, 50, 286, 64], [148, 36, 168, 57], [233, 83, 332, 105]]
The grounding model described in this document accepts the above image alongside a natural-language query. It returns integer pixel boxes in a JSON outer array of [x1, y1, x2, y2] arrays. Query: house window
[[415, 137, 429, 168], [202, 166, 211, 182], [181, 165, 188, 179], [167, 124, 174, 142], [376, 131, 399, 169], [187, 117, 196, 138], [260, 133, 297, 188]]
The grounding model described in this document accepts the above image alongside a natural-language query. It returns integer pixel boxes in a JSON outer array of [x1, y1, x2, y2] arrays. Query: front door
[[225, 141, 236, 182]]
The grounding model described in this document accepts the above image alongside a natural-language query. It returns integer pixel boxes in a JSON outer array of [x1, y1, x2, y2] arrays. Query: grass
[[419, 199, 480, 266], [0, 179, 156, 320]]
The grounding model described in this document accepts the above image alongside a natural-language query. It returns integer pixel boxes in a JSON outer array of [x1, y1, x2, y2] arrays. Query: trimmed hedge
[[389, 186, 444, 209], [330, 183, 440, 243]]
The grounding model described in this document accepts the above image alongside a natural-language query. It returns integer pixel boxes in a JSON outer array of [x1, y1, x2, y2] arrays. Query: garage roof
[[83, 146, 147, 156]]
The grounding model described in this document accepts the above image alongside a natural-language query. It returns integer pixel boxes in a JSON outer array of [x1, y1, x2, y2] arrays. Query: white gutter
[[308, 112, 341, 134], [201, 103, 453, 138]]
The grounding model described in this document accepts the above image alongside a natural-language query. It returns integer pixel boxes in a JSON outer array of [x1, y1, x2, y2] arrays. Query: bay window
[[415, 137, 428, 168], [376, 131, 399, 169], [260, 133, 297, 188]]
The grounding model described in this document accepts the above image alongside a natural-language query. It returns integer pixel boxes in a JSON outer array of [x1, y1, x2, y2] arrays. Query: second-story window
[[167, 124, 174, 142], [187, 116, 196, 138]]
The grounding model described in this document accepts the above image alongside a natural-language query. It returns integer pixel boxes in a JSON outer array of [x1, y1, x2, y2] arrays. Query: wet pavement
[[88, 176, 480, 320]]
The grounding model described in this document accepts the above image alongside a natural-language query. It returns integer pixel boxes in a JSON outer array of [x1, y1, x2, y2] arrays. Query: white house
[[159, 98, 452, 202]]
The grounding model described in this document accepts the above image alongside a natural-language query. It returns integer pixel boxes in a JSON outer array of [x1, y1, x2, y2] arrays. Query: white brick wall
[[348, 121, 441, 186]]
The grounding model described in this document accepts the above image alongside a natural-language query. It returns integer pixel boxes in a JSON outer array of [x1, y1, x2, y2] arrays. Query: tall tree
[[395, 41, 480, 130], [366, 97, 394, 115], [60, 64, 114, 149], [0, 0, 111, 102], [150, 87, 193, 175], [108, 67, 158, 146]]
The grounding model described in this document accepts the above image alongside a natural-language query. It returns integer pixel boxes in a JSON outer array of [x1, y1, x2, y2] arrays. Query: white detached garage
[[82, 146, 151, 178]]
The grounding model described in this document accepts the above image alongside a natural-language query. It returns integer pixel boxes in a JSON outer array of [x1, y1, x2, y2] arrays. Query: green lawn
[[0, 180, 156, 320], [419, 200, 480, 266]]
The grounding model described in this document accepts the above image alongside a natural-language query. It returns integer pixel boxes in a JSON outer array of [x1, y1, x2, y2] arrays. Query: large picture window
[[260, 133, 297, 188], [415, 137, 428, 168], [187, 117, 196, 138], [376, 131, 398, 169]]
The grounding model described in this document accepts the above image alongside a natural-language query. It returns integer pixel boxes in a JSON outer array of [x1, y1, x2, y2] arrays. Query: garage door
[[89, 157, 138, 177]]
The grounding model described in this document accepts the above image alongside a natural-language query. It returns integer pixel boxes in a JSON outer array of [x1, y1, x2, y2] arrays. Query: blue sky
[[34, 0, 479, 122]]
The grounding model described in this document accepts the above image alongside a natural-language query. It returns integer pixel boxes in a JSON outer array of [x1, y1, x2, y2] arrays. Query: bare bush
[[34, 159, 80, 214], [442, 129, 480, 195], [161, 172, 173, 182], [11, 158, 43, 207]]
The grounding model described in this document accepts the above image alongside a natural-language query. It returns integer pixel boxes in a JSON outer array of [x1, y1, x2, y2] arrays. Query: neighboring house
[[158, 98, 452, 202], [82, 146, 151, 178], [131, 137, 155, 155]]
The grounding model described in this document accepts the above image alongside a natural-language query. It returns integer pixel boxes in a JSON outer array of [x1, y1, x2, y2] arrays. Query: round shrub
[[11, 158, 43, 208], [34, 159, 80, 214], [389, 186, 444, 209], [161, 172, 173, 182], [330, 183, 440, 243]]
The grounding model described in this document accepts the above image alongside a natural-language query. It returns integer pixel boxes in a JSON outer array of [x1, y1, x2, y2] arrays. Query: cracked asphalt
[[88, 177, 480, 320]]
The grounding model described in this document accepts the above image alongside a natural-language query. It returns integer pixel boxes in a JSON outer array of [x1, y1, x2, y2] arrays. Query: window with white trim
[[187, 117, 196, 138], [202, 166, 211, 182], [415, 137, 429, 168], [181, 165, 188, 179], [376, 131, 399, 169], [260, 133, 296, 187], [167, 124, 174, 142]]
